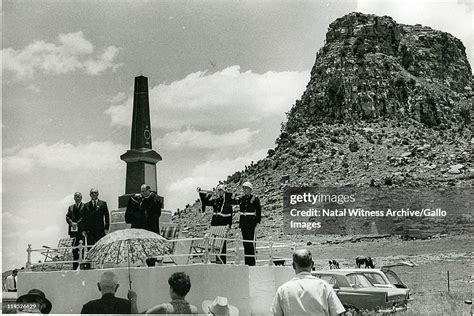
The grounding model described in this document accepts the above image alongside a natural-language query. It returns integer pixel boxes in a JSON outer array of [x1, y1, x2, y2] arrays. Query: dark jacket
[[83, 200, 110, 233], [125, 194, 146, 229], [142, 192, 161, 234], [237, 194, 261, 228], [125, 193, 161, 234], [200, 192, 234, 227], [66, 203, 85, 236], [81, 293, 131, 314]]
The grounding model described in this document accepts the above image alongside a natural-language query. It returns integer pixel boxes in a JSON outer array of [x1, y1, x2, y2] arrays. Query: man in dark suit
[[82, 188, 110, 247], [81, 271, 138, 314], [125, 184, 161, 234], [140, 184, 162, 235], [66, 192, 85, 270], [125, 192, 146, 229]]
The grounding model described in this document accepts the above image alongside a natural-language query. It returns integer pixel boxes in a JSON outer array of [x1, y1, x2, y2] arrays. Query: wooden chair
[[189, 226, 229, 264], [41, 237, 76, 270], [160, 224, 182, 264]]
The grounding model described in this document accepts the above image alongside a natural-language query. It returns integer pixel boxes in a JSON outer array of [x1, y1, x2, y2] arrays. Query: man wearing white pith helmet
[[237, 181, 261, 266]]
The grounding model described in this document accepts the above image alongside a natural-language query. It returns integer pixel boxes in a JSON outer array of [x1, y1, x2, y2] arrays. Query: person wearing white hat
[[236, 181, 261, 266], [196, 183, 235, 264], [202, 296, 239, 316]]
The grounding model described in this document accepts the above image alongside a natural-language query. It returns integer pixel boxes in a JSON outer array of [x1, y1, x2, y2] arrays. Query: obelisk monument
[[110, 76, 166, 232]]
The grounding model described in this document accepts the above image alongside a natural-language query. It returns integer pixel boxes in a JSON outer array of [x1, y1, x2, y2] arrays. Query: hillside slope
[[174, 12, 473, 241]]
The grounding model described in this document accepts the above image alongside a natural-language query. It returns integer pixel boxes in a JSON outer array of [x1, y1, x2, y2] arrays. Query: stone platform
[[17, 264, 294, 315]]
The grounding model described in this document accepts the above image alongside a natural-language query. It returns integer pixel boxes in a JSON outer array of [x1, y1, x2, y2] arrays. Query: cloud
[[3, 141, 126, 173], [164, 149, 267, 210], [357, 0, 474, 68], [2, 31, 121, 79], [156, 128, 259, 150], [26, 84, 41, 93], [3, 224, 63, 269], [2, 194, 72, 269], [3, 212, 29, 226], [105, 66, 309, 129], [107, 92, 127, 103]]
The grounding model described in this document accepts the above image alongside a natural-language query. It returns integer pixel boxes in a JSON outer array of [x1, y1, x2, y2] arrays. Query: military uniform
[[237, 194, 261, 266], [199, 191, 234, 263]]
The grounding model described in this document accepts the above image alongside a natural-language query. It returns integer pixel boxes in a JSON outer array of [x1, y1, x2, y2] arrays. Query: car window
[[347, 274, 374, 288], [319, 275, 339, 288], [362, 272, 387, 285], [385, 270, 403, 285]]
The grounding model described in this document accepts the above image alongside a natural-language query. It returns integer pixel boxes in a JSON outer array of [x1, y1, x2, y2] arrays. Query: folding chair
[[159, 224, 182, 264], [41, 237, 76, 270], [189, 226, 229, 264]]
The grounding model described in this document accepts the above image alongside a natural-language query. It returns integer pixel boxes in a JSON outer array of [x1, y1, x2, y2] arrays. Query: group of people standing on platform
[[197, 181, 261, 266], [66, 188, 110, 270], [66, 181, 260, 268], [66, 184, 162, 270]]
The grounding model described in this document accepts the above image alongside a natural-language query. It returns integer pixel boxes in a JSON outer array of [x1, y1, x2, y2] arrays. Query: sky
[[2, 0, 472, 270]]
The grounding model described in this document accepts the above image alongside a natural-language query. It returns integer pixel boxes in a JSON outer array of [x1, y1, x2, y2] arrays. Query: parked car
[[342, 262, 415, 299], [311, 270, 409, 314]]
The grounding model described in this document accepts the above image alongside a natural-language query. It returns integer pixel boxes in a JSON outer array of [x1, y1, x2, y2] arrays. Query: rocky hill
[[173, 12, 473, 242]]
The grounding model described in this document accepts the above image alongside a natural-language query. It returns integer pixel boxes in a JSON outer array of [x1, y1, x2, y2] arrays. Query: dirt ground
[[268, 233, 473, 315]]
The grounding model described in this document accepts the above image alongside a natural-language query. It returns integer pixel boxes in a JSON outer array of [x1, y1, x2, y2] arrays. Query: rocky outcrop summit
[[174, 13, 473, 241], [286, 12, 471, 132]]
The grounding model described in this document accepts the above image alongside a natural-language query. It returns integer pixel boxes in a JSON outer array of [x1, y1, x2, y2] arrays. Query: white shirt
[[6, 275, 17, 291], [271, 272, 345, 316]]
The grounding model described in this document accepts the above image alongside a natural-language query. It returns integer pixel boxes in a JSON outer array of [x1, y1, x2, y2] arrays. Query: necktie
[[13, 277, 16, 289], [93, 201, 97, 209]]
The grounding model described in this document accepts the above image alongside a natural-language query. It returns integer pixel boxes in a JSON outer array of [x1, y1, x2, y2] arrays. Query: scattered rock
[[281, 174, 290, 183], [349, 141, 360, 152], [174, 12, 472, 240], [447, 168, 462, 174]]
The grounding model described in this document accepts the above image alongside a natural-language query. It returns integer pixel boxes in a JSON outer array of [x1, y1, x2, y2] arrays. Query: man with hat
[[202, 296, 239, 315], [66, 192, 85, 270], [16, 289, 52, 314], [197, 183, 234, 264], [236, 181, 261, 266]]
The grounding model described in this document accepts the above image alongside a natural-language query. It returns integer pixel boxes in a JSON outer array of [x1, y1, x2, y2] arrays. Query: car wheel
[[342, 305, 360, 316]]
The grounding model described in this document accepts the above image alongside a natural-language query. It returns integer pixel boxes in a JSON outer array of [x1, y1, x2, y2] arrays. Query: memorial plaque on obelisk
[[110, 76, 165, 232]]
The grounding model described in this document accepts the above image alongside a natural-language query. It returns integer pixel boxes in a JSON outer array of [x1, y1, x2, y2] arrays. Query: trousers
[[70, 234, 84, 270], [241, 225, 256, 266], [87, 231, 105, 247]]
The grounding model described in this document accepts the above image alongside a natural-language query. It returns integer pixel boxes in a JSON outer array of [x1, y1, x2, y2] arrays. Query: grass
[[272, 233, 473, 316], [399, 292, 472, 316]]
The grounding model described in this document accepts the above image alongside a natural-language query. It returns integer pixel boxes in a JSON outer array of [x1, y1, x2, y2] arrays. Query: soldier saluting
[[197, 184, 234, 264]]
